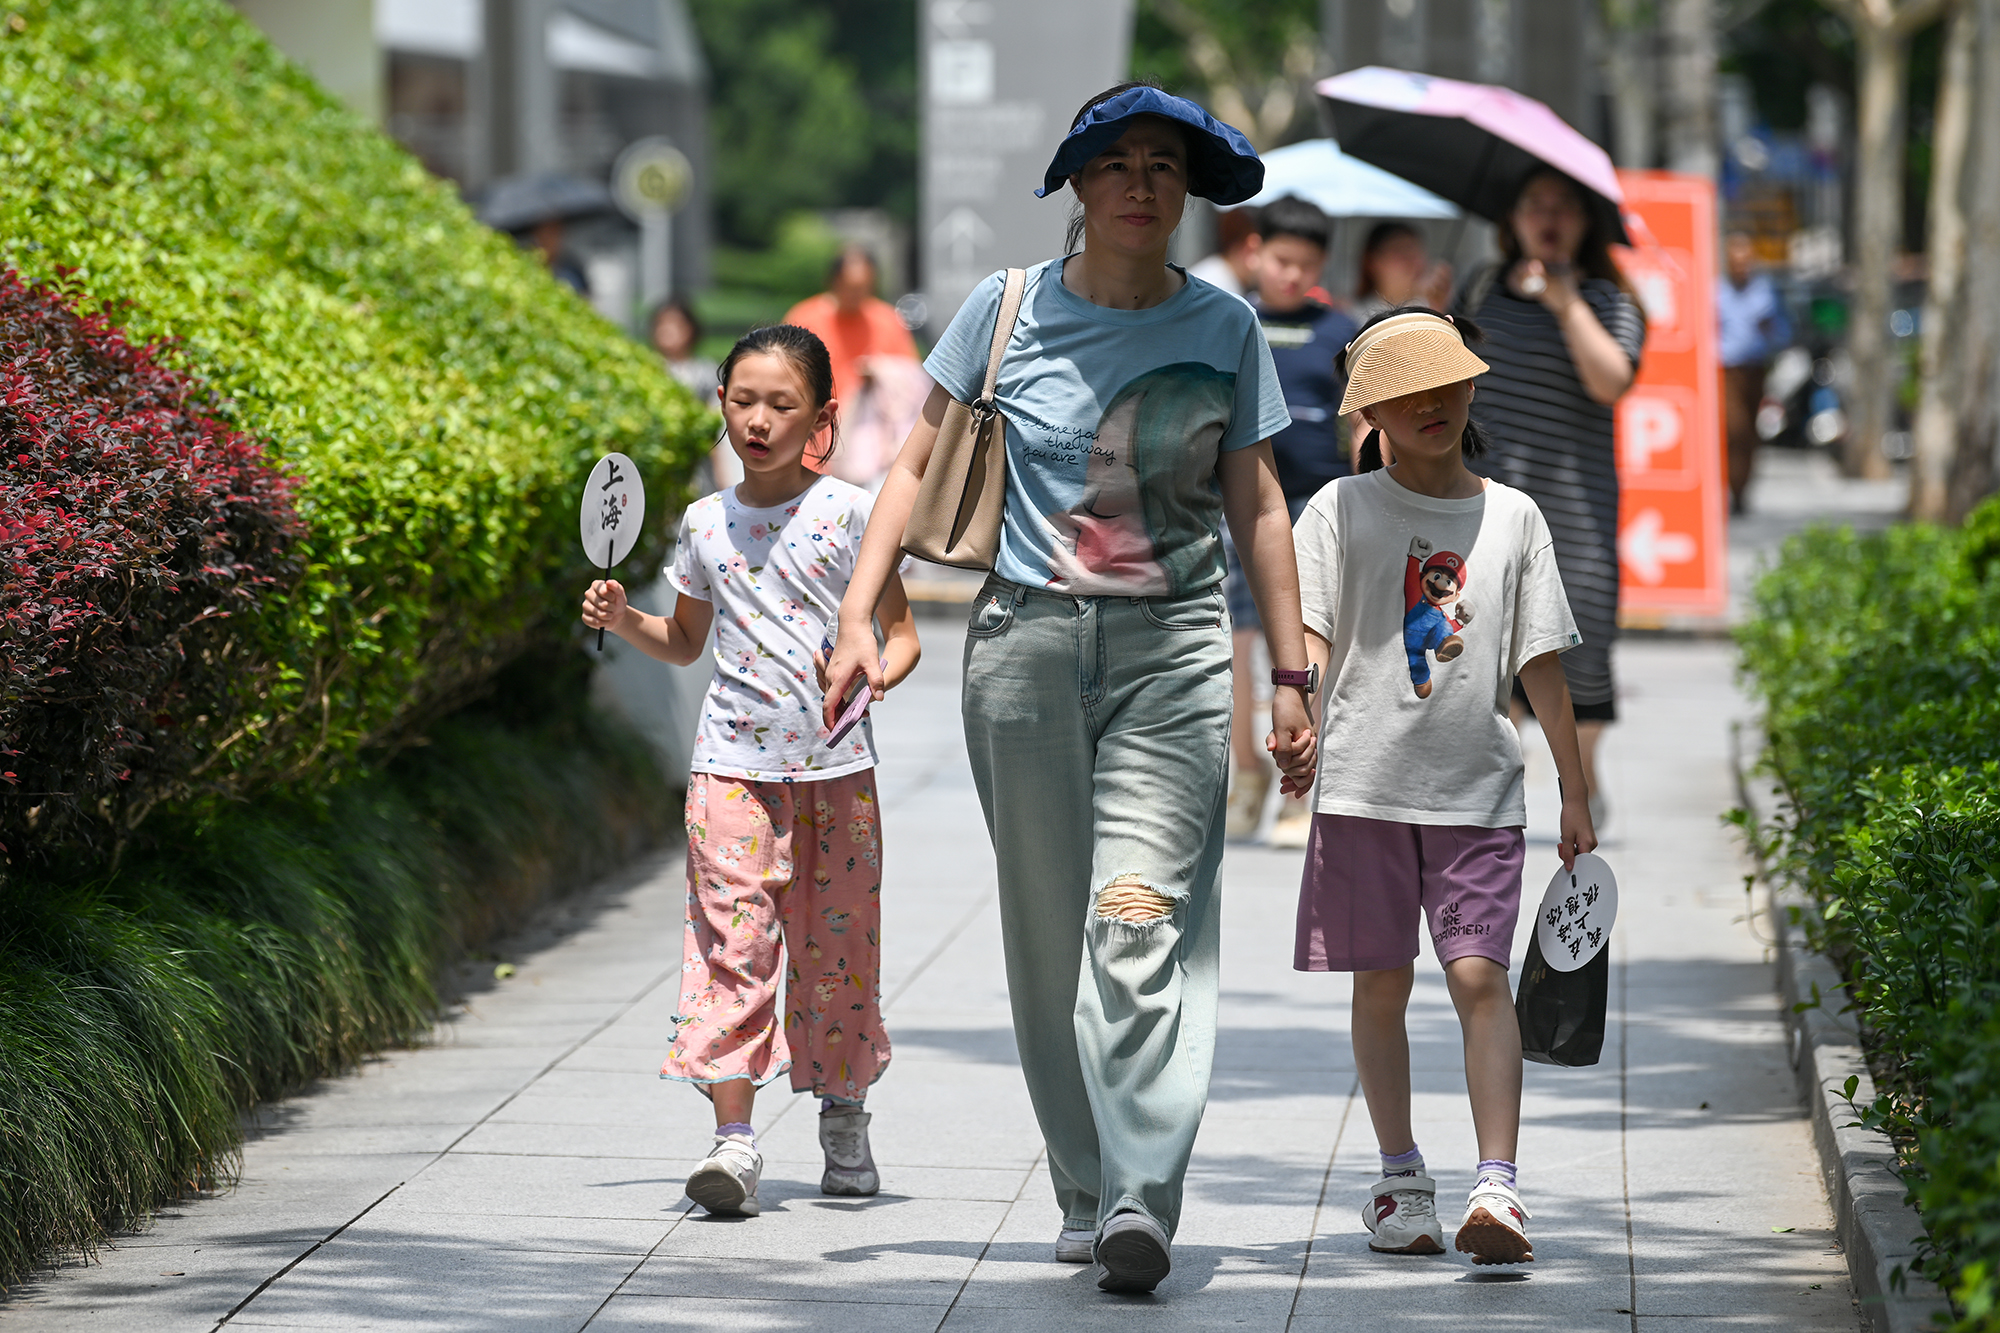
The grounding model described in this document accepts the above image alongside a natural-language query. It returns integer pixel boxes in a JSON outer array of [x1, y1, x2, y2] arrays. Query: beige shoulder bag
[[900, 267, 1026, 570]]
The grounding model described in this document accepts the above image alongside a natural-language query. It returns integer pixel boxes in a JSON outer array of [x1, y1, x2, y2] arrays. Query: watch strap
[[1272, 664, 1319, 695]]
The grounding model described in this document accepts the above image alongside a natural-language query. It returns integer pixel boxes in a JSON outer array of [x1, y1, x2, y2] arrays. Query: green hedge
[[0, 0, 709, 1284], [1738, 498, 2000, 1329], [0, 0, 711, 829]]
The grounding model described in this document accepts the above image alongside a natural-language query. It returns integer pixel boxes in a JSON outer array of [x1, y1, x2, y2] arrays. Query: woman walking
[[1453, 169, 1644, 811], [825, 82, 1317, 1294]]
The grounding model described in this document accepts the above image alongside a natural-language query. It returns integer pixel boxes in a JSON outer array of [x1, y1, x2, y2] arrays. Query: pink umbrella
[[1318, 66, 1630, 245]]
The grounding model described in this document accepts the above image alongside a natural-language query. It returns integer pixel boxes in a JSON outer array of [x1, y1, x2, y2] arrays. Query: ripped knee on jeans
[[1095, 875, 1175, 923]]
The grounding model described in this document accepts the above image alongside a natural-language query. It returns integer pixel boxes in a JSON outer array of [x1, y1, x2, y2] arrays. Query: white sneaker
[[1455, 1176, 1532, 1264], [1361, 1172, 1445, 1254], [1055, 1227, 1095, 1263], [818, 1107, 879, 1196], [1266, 802, 1314, 849], [1226, 766, 1272, 840], [685, 1132, 761, 1217]]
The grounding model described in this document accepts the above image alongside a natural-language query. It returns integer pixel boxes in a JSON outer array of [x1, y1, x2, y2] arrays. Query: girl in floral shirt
[[582, 324, 919, 1219]]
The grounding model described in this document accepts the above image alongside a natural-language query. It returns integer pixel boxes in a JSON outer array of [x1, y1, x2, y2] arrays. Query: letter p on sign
[[1618, 392, 1684, 476]]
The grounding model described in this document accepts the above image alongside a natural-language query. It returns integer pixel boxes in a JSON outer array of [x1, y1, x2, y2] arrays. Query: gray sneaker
[[1055, 1226, 1095, 1263], [685, 1132, 761, 1217], [818, 1107, 879, 1196], [1095, 1211, 1171, 1293]]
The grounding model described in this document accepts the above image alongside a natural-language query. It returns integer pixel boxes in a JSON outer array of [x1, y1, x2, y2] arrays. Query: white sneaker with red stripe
[[1361, 1173, 1445, 1254], [1455, 1175, 1533, 1264]]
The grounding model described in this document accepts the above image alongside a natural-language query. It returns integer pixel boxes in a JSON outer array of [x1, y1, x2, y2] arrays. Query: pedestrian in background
[[1452, 169, 1644, 822], [650, 295, 717, 397], [1715, 230, 1789, 515], [786, 247, 928, 488], [582, 324, 921, 1221], [1350, 220, 1453, 323], [1187, 203, 1262, 299], [1293, 307, 1596, 1268], [650, 296, 739, 489], [1223, 194, 1357, 848], [827, 81, 1315, 1295]]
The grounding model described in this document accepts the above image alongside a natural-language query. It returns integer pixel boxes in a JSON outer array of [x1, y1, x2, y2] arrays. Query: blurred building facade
[[231, 0, 710, 327]]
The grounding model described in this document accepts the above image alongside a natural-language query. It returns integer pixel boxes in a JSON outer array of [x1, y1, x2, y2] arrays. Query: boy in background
[[1224, 195, 1359, 847]]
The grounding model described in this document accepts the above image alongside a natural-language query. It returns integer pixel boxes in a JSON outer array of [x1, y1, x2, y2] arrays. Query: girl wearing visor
[[1290, 308, 1596, 1265], [825, 81, 1315, 1293]]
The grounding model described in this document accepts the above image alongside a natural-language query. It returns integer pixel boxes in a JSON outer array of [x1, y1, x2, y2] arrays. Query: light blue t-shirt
[[924, 259, 1291, 597]]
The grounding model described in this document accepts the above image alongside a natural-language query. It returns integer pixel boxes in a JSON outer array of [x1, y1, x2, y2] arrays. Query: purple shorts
[[1294, 813, 1526, 972]]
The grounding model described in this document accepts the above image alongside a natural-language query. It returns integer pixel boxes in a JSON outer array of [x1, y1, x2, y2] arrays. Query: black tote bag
[[1515, 932, 1608, 1067]]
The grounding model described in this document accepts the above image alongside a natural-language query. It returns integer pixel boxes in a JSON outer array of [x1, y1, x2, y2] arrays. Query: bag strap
[[974, 268, 1027, 411]]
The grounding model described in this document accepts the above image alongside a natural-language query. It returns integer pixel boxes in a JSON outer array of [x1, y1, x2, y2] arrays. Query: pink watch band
[[1271, 664, 1319, 695]]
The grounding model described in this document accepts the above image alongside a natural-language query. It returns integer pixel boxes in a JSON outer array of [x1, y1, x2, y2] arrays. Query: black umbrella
[[478, 173, 616, 233], [1318, 66, 1630, 246]]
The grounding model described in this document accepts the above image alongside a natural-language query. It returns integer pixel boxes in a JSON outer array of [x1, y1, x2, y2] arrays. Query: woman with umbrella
[[1321, 69, 1649, 816], [1453, 170, 1643, 816]]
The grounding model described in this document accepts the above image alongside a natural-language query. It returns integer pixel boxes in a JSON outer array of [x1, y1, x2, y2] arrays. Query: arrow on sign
[[931, 206, 995, 270], [1619, 508, 1698, 585]]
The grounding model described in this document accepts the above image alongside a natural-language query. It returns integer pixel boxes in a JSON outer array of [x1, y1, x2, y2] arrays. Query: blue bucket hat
[[1035, 86, 1264, 206]]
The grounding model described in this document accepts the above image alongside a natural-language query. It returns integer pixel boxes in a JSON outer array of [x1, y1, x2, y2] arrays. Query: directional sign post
[[919, 0, 1134, 331], [580, 452, 646, 651], [1613, 171, 1727, 623], [614, 138, 693, 316]]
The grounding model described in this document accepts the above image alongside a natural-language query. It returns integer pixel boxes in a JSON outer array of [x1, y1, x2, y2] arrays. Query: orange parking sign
[[1614, 171, 1727, 621]]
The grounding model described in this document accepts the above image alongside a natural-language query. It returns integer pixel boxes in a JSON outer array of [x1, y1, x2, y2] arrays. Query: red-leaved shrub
[[1, 271, 301, 858]]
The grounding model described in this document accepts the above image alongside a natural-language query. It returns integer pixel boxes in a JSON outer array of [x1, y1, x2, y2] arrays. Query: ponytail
[[1358, 428, 1385, 473]]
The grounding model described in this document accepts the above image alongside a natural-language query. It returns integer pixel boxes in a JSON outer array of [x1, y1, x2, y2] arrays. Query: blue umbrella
[[1245, 138, 1460, 219]]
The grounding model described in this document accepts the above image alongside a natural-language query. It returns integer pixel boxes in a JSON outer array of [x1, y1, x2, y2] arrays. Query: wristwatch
[[1271, 664, 1319, 696]]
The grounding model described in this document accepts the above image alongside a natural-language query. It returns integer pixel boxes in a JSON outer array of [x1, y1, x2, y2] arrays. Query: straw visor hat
[[1336, 311, 1490, 416]]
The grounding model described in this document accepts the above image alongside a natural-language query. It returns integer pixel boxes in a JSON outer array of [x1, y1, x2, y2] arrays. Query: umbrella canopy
[[479, 173, 615, 232], [1317, 66, 1628, 245], [1244, 138, 1460, 219]]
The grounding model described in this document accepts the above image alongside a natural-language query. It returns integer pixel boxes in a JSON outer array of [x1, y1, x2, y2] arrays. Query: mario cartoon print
[[1403, 535, 1473, 699]]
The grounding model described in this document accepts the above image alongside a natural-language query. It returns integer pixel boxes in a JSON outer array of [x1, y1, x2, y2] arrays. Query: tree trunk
[[1949, 0, 2000, 519], [1844, 21, 1908, 479], [1909, 1, 1974, 518], [1603, 0, 1657, 169], [1659, 0, 1718, 177]]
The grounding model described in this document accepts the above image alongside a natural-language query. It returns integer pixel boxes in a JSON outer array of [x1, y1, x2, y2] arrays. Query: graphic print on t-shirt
[[1402, 534, 1473, 699], [1045, 363, 1236, 594]]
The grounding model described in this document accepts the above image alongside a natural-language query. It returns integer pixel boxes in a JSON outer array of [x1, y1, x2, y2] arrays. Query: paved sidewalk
[[8, 635, 1855, 1331]]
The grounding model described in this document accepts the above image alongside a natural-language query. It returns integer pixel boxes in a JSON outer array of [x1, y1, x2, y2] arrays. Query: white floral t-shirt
[[670, 476, 877, 781]]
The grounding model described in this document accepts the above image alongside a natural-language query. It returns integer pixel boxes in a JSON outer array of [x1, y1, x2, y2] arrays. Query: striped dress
[[1457, 273, 1646, 712]]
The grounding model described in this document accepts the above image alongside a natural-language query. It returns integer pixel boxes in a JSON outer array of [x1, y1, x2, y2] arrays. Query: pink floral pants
[[662, 770, 890, 1103]]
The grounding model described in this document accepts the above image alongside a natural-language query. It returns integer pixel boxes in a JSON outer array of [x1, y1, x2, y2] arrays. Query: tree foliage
[[688, 0, 916, 247], [1130, 0, 1320, 149]]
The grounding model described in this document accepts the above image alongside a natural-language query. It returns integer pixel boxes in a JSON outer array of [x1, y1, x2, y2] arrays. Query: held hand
[[1557, 793, 1598, 872], [1266, 689, 1319, 797], [821, 620, 886, 731], [582, 579, 629, 631]]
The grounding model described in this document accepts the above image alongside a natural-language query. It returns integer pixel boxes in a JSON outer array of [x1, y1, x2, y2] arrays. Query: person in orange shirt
[[785, 247, 928, 487]]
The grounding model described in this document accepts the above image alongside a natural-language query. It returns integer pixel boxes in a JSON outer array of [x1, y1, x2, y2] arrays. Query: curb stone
[[1769, 883, 1948, 1332], [1732, 722, 1947, 1332]]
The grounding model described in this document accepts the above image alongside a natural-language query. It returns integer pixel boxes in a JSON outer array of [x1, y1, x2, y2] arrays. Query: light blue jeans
[[960, 575, 1232, 1242]]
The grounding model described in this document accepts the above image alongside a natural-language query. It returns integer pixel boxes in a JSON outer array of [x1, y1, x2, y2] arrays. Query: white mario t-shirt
[[670, 475, 877, 781]]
